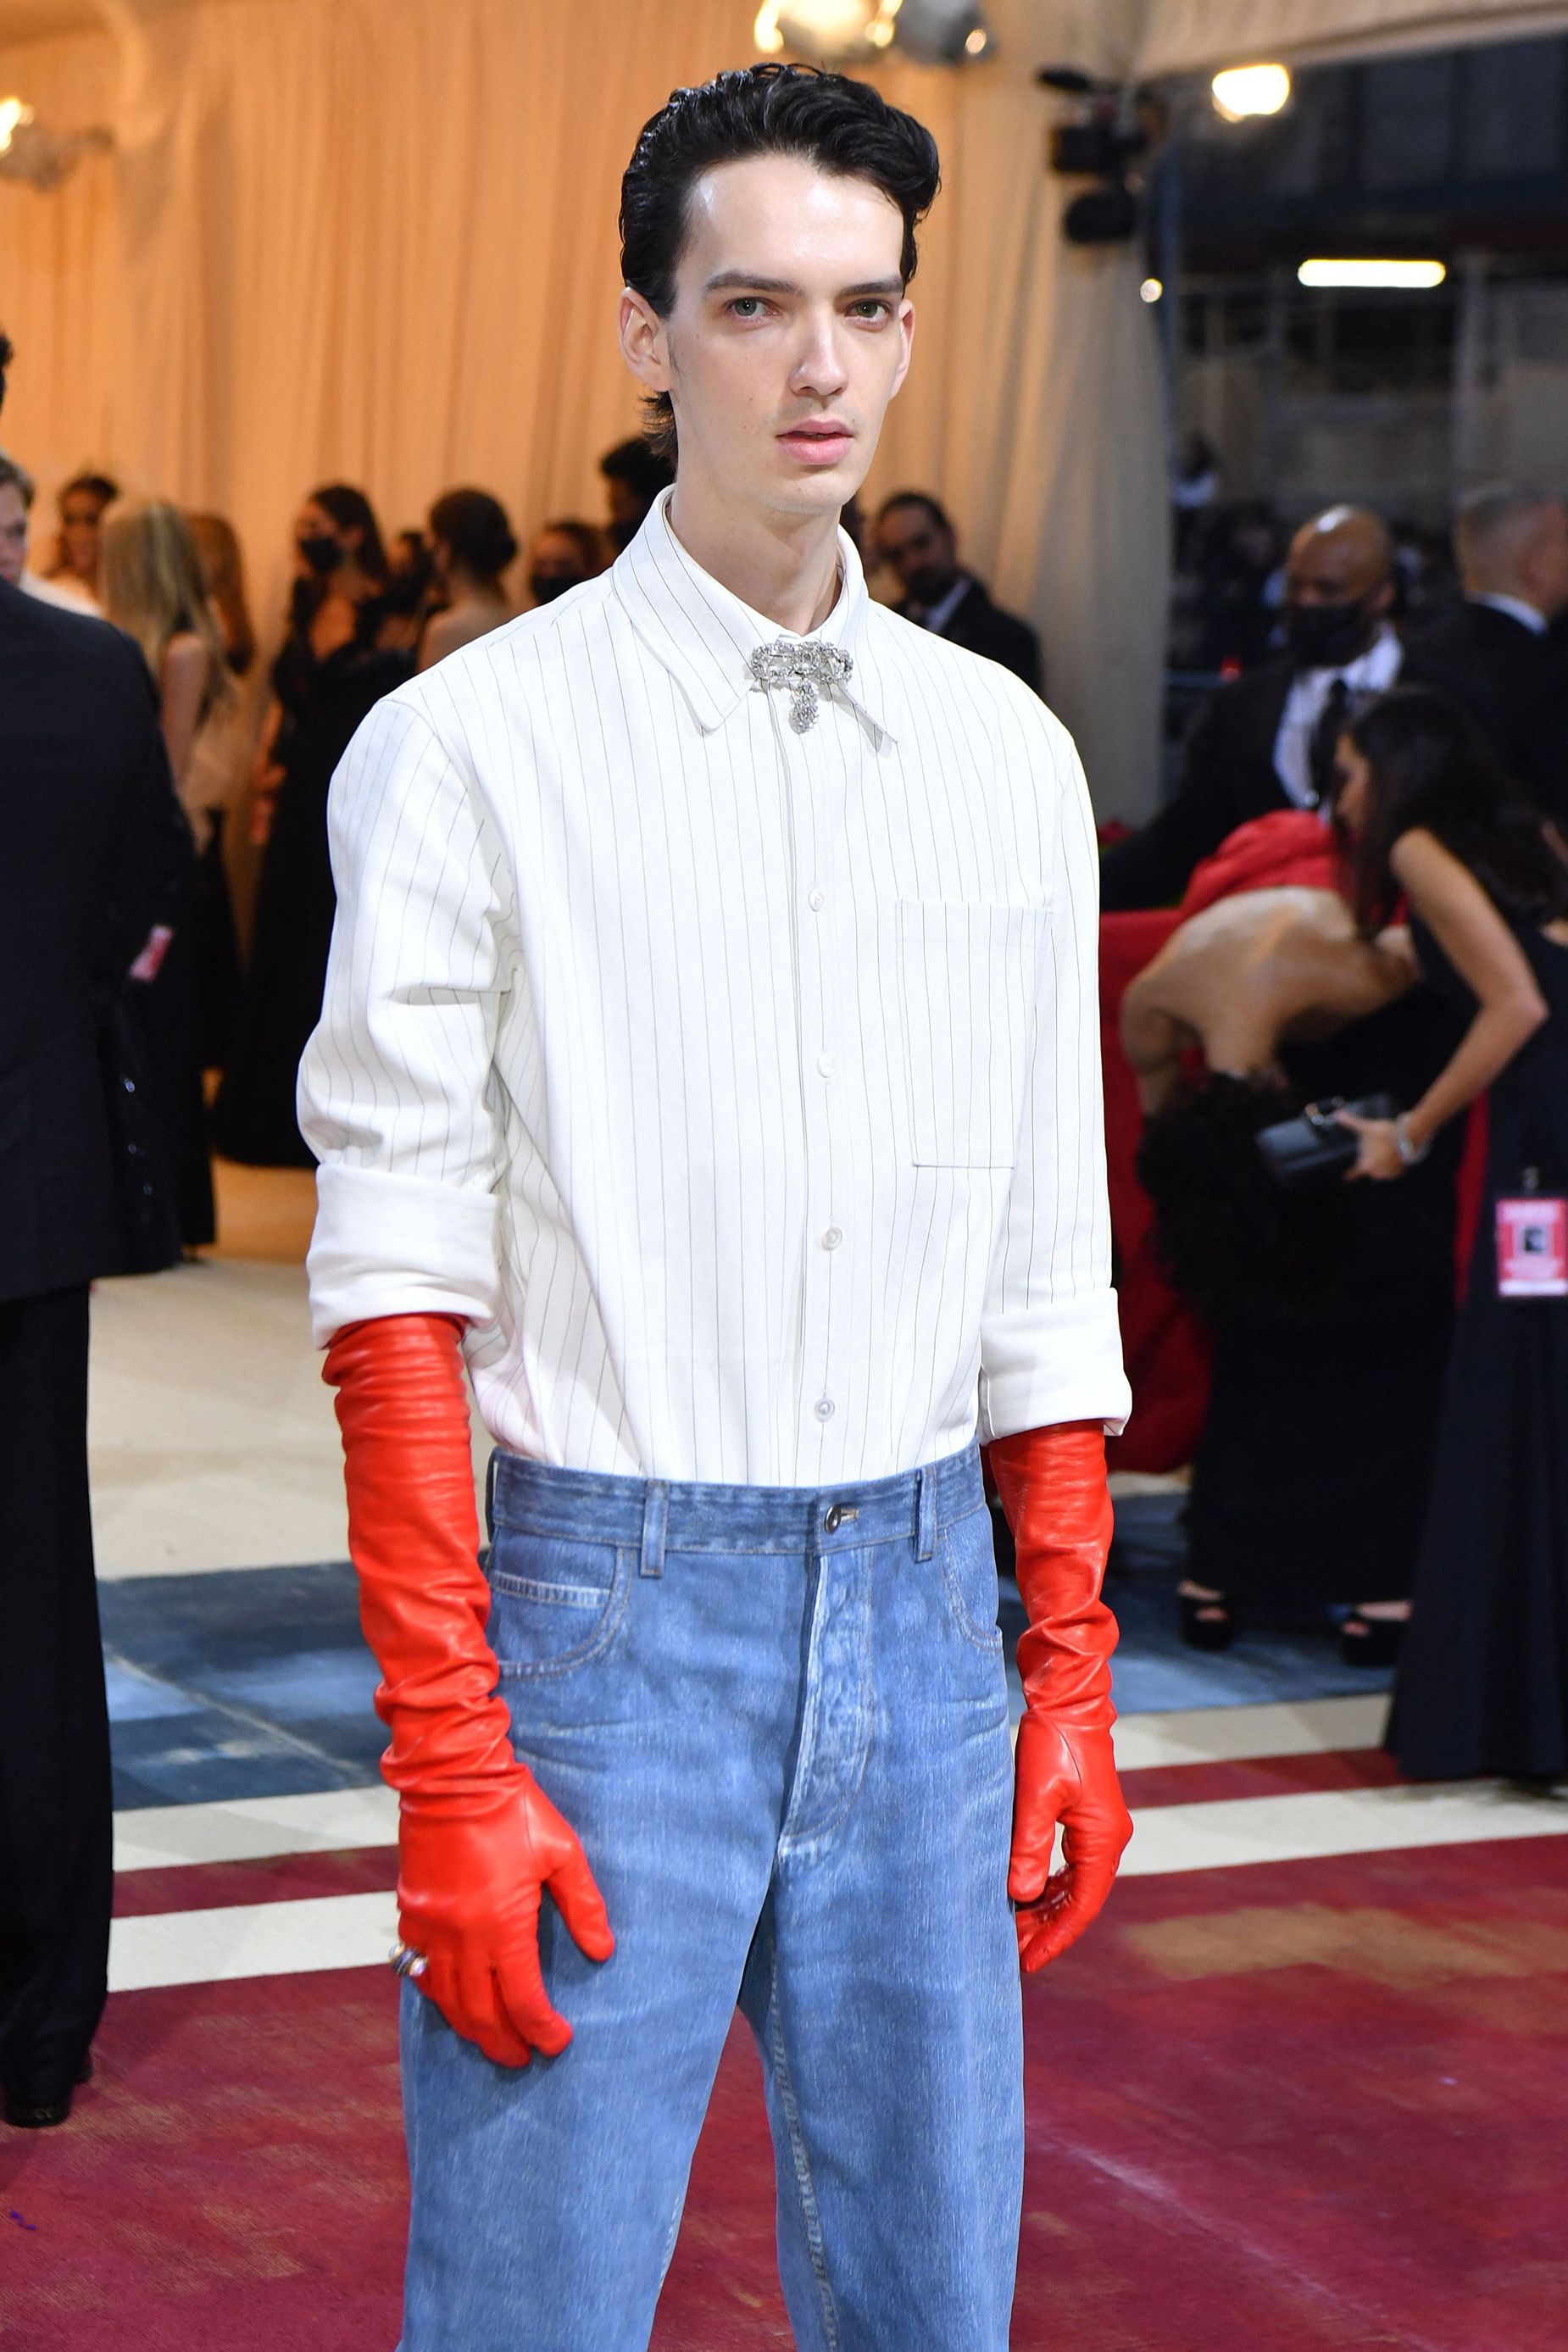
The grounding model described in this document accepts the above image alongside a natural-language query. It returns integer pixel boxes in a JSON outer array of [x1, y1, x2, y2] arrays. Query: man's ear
[[619, 287, 670, 395], [1368, 574, 1396, 617]]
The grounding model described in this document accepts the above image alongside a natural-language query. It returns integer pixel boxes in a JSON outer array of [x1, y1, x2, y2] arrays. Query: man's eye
[[849, 302, 890, 320], [729, 297, 767, 320]]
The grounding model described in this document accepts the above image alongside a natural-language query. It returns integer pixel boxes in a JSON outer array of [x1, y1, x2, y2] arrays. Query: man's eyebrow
[[701, 270, 904, 299]]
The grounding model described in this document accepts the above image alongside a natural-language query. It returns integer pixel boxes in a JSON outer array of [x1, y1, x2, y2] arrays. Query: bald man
[[1404, 485, 1568, 823], [1102, 504, 1401, 910]]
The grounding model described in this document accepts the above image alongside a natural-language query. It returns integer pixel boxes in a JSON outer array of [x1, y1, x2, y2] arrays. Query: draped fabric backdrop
[[0, 0, 1168, 822]]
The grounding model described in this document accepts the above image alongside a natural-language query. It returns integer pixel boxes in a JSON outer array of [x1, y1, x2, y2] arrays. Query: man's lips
[[778, 421, 854, 465]]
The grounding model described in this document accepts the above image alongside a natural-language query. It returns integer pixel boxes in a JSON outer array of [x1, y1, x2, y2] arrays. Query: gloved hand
[[987, 1421, 1132, 1971], [325, 1314, 613, 2066]]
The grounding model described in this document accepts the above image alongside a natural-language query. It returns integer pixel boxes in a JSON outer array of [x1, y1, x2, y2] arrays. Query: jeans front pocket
[[937, 1503, 1005, 1654], [896, 900, 1049, 1169], [487, 1527, 631, 1678]]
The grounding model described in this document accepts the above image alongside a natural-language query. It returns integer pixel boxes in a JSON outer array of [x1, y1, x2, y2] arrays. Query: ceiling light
[[1140, 276, 1163, 303], [1211, 63, 1291, 121], [754, 3, 785, 53], [0, 96, 34, 153], [1298, 259, 1447, 290], [964, 26, 987, 54]]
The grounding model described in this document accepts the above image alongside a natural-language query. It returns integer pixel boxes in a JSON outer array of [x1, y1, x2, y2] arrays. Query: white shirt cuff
[[978, 1289, 1132, 1441], [306, 1165, 501, 1347]]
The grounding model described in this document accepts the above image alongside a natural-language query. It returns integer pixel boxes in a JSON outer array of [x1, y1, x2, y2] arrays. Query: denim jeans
[[399, 1443, 1021, 2351]]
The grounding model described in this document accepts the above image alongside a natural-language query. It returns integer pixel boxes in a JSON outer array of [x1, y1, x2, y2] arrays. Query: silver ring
[[389, 1941, 429, 1981]]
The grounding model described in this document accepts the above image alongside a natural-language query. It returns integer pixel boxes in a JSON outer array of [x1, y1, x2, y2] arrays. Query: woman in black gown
[[212, 485, 411, 1167], [1335, 687, 1568, 1781]]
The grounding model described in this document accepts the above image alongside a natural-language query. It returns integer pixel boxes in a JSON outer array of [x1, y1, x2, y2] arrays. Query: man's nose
[[789, 316, 850, 398]]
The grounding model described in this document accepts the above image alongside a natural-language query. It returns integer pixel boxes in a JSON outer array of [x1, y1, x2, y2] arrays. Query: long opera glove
[[987, 1421, 1132, 1972], [325, 1314, 614, 2066]]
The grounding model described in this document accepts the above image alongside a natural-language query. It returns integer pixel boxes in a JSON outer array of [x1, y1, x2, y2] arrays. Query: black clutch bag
[[1255, 1093, 1398, 1188]]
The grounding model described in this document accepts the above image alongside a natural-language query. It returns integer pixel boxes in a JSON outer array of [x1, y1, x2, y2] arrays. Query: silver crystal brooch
[[748, 638, 854, 734]]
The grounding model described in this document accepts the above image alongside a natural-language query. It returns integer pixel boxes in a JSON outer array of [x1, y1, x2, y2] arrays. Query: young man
[[301, 64, 1132, 2351]]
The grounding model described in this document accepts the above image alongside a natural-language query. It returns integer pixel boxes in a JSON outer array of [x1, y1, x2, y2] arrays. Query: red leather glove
[[987, 1421, 1132, 1971], [325, 1314, 614, 2066]]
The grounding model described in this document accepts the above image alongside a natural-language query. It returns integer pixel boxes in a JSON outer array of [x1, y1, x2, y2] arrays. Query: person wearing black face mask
[[1102, 504, 1403, 911], [213, 483, 412, 1165], [525, 517, 609, 608]]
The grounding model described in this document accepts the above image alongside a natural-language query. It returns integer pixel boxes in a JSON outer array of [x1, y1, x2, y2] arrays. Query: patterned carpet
[[5, 1837, 1565, 2351]]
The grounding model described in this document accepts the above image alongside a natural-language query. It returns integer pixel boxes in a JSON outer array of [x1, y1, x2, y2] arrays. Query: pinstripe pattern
[[300, 491, 1128, 1483]]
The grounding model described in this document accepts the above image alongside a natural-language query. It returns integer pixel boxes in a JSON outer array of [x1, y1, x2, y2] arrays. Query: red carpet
[[4, 1838, 1565, 2350]]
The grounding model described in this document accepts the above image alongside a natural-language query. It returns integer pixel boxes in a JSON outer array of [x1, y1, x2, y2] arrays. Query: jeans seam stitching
[[936, 1522, 1007, 1653], [765, 1924, 842, 2351]]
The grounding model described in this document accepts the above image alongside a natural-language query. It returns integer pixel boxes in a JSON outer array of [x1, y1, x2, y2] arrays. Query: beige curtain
[[0, 0, 1169, 820]]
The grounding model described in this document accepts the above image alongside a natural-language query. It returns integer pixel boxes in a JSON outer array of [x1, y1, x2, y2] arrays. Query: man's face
[[1284, 526, 1383, 611], [0, 483, 27, 587], [1521, 503, 1568, 619], [876, 502, 958, 606], [59, 492, 105, 581], [621, 153, 915, 521]]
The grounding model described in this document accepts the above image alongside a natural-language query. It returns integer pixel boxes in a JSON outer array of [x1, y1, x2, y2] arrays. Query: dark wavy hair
[[1345, 685, 1568, 935], [429, 487, 518, 585], [620, 64, 940, 460], [1137, 1076, 1356, 1325], [307, 481, 388, 583]]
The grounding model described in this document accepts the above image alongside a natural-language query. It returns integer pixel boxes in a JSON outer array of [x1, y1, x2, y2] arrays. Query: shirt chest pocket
[[895, 900, 1049, 1170]]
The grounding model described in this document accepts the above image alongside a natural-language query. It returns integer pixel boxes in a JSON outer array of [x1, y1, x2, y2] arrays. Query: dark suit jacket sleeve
[[994, 612, 1043, 698], [95, 631, 193, 1002], [1098, 690, 1252, 910]]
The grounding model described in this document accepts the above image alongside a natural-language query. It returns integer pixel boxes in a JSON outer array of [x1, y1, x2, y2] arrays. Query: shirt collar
[[1470, 591, 1549, 637], [611, 486, 892, 742]]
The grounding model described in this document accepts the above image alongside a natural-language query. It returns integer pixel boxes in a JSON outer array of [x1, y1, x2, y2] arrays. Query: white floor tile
[[1113, 1694, 1387, 1771], [114, 1783, 398, 1872], [1120, 1777, 1568, 1877], [109, 1891, 398, 1993]]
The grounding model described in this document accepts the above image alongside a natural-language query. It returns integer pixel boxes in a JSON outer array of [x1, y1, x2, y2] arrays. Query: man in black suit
[[1404, 485, 1568, 824], [0, 332, 189, 2127], [1101, 506, 1403, 910], [874, 490, 1043, 693]]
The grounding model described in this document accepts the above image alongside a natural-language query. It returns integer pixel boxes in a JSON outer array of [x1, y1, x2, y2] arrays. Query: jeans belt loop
[[915, 1465, 937, 1562], [484, 1448, 499, 1541], [640, 1481, 669, 1580]]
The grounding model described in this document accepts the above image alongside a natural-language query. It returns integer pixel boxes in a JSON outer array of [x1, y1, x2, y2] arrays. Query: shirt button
[[816, 1053, 834, 1078], [820, 1226, 842, 1250], [815, 1397, 835, 1421], [808, 888, 825, 912]]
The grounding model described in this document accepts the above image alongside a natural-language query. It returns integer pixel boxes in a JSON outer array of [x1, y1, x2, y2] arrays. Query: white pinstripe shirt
[[300, 492, 1128, 1484]]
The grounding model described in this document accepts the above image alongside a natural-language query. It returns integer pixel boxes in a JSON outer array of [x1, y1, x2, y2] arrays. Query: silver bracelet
[[1393, 1115, 1430, 1169]]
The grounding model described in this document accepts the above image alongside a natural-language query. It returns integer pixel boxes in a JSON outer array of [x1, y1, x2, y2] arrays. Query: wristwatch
[[1393, 1114, 1430, 1169]]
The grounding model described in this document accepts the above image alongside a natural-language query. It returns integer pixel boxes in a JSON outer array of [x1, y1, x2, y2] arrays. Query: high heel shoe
[[1178, 1586, 1234, 1652]]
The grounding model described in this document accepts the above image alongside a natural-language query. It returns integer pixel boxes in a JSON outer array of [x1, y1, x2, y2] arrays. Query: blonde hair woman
[[102, 500, 236, 1253], [102, 500, 235, 804]]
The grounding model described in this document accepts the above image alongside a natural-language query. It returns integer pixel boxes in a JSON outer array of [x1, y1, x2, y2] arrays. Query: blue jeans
[[399, 1443, 1021, 2351]]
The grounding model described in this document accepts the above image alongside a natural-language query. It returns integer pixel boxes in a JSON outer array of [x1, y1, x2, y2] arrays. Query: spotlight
[[0, 96, 110, 190], [1298, 258, 1447, 289], [1140, 276, 1163, 303], [1211, 63, 1291, 122]]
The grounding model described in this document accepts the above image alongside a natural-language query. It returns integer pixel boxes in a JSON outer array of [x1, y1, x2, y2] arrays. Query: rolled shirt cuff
[[978, 1288, 1132, 1442], [306, 1165, 501, 1348]]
